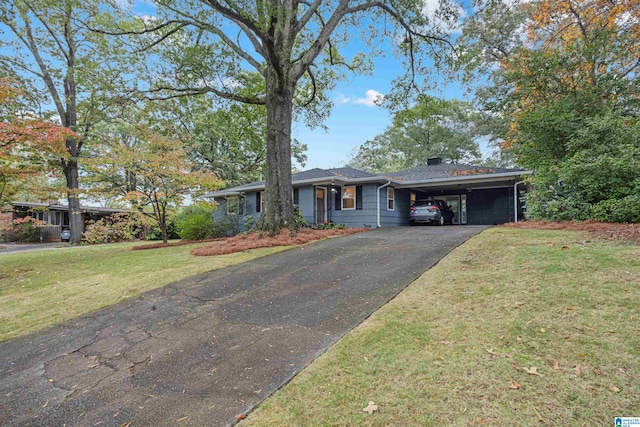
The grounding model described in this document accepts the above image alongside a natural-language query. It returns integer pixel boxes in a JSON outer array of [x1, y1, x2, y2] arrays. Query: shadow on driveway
[[0, 226, 487, 426]]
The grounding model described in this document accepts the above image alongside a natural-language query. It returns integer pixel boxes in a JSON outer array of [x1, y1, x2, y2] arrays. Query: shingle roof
[[207, 162, 530, 197], [388, 163, 526, 182], [290, 167, 376, 181]]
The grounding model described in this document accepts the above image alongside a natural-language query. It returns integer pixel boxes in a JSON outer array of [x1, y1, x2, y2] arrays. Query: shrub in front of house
[[1, 217, 43, 243], [82, 212, 146, 244], [174, 203, 217, 240]]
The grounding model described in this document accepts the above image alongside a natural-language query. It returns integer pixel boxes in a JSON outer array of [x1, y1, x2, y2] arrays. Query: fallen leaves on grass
[[523, 366, 543, 377], [509, 381, 522, 390], [502, 220, 640, 245], [191, 228, 367, 256], [363, 401, 378, 414]]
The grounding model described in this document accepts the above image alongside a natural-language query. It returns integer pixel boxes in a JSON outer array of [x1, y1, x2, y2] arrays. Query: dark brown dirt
[[502, 220, 640, 244]]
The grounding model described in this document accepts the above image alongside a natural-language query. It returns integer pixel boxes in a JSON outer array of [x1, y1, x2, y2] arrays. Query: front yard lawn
[[0, 241, 292, 342], [243, 227, 640, 426]]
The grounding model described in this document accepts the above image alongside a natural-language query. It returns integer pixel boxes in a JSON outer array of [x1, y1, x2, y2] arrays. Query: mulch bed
[[191, 228, 367, 256], [132, 228, 368, 255], [502, 220, 640, 245]]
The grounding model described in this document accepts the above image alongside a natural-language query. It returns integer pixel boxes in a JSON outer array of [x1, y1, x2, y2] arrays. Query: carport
[[391, 159, 533, 225]]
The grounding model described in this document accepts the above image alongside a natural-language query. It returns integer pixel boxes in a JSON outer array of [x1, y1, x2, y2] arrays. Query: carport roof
[[207, 163, 531, 197], [387, 163, 526, 181]]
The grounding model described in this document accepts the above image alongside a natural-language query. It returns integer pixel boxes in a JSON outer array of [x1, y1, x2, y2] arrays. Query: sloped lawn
[[0, 241, 292, 341], [243, 227, 640, 426]]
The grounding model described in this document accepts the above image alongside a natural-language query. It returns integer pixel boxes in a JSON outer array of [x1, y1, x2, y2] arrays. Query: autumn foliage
[[0, 79, 76, 205]]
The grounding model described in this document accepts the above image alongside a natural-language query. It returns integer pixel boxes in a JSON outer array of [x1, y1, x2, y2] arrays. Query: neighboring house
[[11, 202, 128, 241], [207, 157, 533, 229]]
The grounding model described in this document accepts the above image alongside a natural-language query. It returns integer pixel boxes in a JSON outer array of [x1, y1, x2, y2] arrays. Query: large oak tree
[[110, 0, 457, 234]]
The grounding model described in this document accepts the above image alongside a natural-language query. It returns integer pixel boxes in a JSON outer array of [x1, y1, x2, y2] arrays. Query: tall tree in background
[[107, 0, 458, 234], [0, 0, 126, 242], [462, 0, 640, 221], [153, 96, 307, 187], [349, 96, 481, 172], [458, 0, 531, 165]]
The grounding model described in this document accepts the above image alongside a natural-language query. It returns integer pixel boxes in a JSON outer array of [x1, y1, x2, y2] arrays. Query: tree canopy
[[461, 0, 640, 222], [348, 96, 481, 172]]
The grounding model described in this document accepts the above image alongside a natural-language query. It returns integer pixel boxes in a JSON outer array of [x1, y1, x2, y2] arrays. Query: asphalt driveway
[[0, 225, 487, 426]]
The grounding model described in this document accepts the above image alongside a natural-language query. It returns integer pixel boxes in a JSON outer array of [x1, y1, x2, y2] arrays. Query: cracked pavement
[[0, 226, 486, 426]]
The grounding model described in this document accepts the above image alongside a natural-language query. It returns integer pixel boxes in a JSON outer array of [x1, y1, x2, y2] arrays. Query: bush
[[242, 215, 256, 232], [2, 217, 43, 242], [83, 212, 146, 244], [590, 195, 640, 223], [293, 204, 307, 228], [174, 203, 217, 240]]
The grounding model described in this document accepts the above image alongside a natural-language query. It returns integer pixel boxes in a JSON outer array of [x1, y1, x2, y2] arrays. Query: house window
[[256, 192, 264, 213], [51, 211, 61, 225], [226, 196, 240, 215], [410, 192, 416, 206], [293, 188, 299, 205], [387, 188, 395, 211], [342, 186, 356, 210], [32, 211, 45, 222]]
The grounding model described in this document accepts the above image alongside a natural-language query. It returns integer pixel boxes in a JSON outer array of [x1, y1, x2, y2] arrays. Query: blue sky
[[293, 70, 470, 170]]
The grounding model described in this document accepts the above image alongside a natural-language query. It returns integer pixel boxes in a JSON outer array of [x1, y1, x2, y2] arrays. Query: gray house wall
[[212, 181, 522, 230], [296, 186, 316, 225]]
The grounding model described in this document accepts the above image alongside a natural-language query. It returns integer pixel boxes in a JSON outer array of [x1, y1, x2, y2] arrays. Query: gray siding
[[467, 188, 512, 225], [296, 186, 316, 225]]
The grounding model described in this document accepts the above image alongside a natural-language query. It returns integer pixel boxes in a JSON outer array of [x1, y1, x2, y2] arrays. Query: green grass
[[242, 228, 640, 426], [0, 241, 292, 341]]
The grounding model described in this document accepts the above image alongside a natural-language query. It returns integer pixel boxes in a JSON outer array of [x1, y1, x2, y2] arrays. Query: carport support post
[[376, 180, 391, 228], [514, 181, 524, 222]]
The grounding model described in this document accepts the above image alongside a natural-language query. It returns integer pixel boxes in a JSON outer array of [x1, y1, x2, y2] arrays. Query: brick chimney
[[427, 157, 443, 165]]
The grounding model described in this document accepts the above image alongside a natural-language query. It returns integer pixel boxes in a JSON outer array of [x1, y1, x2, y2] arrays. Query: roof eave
[[394, 170, 533, 188], [206, 175, 399, 197]]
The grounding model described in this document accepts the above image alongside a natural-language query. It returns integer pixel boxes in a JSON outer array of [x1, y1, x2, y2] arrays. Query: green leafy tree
[[461, 0, 640, 221], [349, 96, 481, 172], [104, 0, 458, 234], [0, 0, 128, 242], [154, 96, 307, 186]]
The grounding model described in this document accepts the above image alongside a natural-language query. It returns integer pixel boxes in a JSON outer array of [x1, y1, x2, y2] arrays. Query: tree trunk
[[256, 66, 296, 235], [63, 154, 84, 244]]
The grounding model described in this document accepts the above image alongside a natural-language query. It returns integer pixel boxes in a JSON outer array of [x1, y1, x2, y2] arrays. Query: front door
[[315, 187, 327, 225]]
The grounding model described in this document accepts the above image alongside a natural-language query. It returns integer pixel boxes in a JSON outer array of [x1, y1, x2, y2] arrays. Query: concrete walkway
[[0, 226, 486, 426]]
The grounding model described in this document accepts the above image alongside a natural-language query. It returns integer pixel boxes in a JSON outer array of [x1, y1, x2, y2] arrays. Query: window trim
[[341, 185, 356, 210], [387, 187, 395, 211]]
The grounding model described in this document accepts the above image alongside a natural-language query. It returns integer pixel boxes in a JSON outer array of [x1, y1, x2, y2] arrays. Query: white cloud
[[333, 93, 352, 105], [353, 89, 384, 107]]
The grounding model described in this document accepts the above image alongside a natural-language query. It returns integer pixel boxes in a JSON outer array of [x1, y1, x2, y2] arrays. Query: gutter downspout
[[514, 181, 524, 223], [376, 180, 391, 228]]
